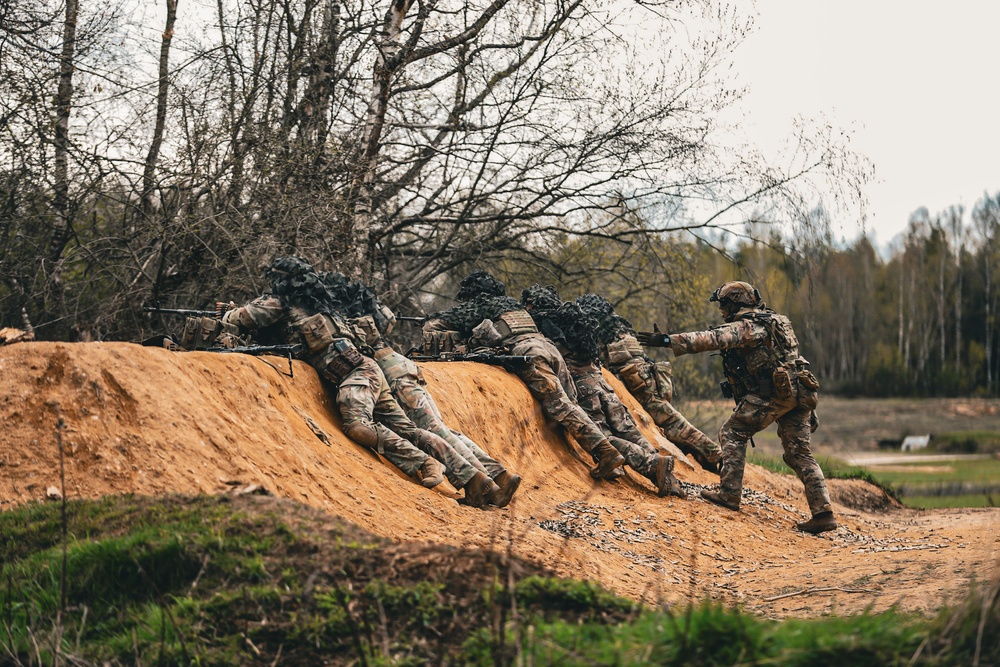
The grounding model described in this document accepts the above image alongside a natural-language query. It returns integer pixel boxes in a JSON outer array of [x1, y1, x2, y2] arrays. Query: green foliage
[[514, 576, 638, 620], [930, 430, 1000, 453]]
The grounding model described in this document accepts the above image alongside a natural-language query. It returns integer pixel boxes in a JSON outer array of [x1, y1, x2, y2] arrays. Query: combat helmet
[[709, 281, 761, 307], [520, 284, 561, 311], [456, 270, 506, 302]]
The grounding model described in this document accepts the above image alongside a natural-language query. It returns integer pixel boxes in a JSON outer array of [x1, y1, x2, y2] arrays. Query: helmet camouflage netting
[[266, 256, 345, 316], [456, 270, 506, 302], [575, 293, 635, 344], [520, 284, 562, 311]]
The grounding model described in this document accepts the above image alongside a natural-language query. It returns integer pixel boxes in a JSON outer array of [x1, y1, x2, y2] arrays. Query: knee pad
[[343, 421, 380, 449]]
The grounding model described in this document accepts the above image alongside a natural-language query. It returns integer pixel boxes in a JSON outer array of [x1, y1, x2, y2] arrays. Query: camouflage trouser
[[377, 349, 505, 485], [571, 367, 659, 478], [334, 356, 463, 487], [718, 391, 832, 515], [507, 334, 610, 454], [613, 359, 722, 463]]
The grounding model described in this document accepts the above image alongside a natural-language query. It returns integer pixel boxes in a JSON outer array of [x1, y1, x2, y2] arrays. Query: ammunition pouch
[[606, 337, 639, 366], [351, 315, 382, 348], [799, 369, 820, 391], [618, 360, 648, 394], [493, 310, 538, 339], [214, 322, 245, 350], [422, 330, 465, 356], [180, 316, 223, 350], [772, 366, 793, 400], [298, 313, 336, 355], [720, 381, 734, 399], [319, 338, 365, 385]]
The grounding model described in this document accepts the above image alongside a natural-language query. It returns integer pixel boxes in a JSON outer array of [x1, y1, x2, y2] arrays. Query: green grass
[[2, 495, 998, 666]]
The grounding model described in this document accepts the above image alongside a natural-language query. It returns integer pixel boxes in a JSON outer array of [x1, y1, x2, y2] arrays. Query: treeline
[[692, 195, 1000, 398]]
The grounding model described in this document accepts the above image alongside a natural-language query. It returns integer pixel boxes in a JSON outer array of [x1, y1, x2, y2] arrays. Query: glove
[[636, 322, 670, 348]]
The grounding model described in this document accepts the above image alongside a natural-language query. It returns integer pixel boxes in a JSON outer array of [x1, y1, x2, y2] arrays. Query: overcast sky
[[732, 0, 1000, 247]]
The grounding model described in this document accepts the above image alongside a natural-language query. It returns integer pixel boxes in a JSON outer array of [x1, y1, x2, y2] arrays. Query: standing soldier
[[521, 285, 685, 498], [321, 272, 522, 508], [222, 257, 501, 508], [637, 281, 836, 534], [576, 293, 723, 473], [422, 271, 626, 479]]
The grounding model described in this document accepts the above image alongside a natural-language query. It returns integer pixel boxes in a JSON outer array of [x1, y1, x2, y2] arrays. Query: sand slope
[[1, 342, 996, 617]]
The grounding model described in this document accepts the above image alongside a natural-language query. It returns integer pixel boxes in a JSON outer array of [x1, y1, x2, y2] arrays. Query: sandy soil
[[1, 342, 997, 618]]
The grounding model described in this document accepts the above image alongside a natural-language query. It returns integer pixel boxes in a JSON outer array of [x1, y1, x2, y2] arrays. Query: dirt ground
[[1, 342, 997, 619]]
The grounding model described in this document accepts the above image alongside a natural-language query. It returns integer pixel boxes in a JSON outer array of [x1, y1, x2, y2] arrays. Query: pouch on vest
[[799, 369, 820, 391], [320, 338, 365, 385], [351, 315, 382, 348], [470, 319, 503, 349], [423, 330, 463, 356], [606, 338, 636, 366], [772, 366, 793, 400], [493, 310, 538, 338], [180, 316, 223, 350], [299, 313, 335, 354], [618, 361, 647, 394]]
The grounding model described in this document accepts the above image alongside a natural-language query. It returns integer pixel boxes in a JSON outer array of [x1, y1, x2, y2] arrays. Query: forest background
[[2, 0, 999, 398]]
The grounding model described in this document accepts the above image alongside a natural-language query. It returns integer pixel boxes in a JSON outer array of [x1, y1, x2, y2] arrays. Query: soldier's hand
[[636, 330, 670, 347]]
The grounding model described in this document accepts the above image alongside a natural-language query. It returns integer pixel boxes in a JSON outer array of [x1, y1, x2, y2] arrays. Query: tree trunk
[[49, 0, 80, 291], [141, 0, 179, 218]]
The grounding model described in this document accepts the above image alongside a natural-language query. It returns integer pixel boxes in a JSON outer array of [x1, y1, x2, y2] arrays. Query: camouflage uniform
[[576, 294, 722, 470], [426, 285, 624, 478], [223, 293, 438, 484], [364, 330, 509, 485], [668, 304, 832, 517]]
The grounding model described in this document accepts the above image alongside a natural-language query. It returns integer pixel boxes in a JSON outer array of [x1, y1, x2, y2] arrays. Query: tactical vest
[[720, 310, 804, 399], [604, 334, 644, 367], [492, 309, 538, 339]]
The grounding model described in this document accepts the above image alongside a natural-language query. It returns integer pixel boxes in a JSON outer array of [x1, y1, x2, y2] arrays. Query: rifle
[[397, 315, 428, 324], [409, 352, 535, 373], [143, 303, 222, 318]]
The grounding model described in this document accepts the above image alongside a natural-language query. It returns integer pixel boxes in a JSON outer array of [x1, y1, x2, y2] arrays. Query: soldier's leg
[[599, 381, 657, 454], [335, 380, 429, 480], [777, 407, 833, 516], [708, 395, 779, 508], [647, 396, 722, 463], [608, 435, 659, 477], [515, 360, 624, 477], [393, 378, 490, 477]]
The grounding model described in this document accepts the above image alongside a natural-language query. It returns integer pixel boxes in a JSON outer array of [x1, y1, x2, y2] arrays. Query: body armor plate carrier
[[494, 309, 539, 339]]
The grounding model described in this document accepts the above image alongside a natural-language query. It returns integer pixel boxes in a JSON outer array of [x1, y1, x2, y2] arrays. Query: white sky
[[733, 0, 1000, 247]]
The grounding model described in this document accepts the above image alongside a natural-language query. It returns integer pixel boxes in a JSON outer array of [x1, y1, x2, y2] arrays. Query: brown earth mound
[[1, 342, 997, 618]]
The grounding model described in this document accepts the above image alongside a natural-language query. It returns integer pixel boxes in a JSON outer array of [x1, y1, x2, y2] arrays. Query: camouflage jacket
[[223, 295, 367, 352], [670, 307, 807, 389], [432, 295, 524, 336]]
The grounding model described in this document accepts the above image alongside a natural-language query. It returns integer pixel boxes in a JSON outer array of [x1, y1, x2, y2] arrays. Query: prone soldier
[[521, 285, 685, 498], [575, 293, 723, 472], [221, 257, 502, 508], [320, 272, 522, 507], [422, 271, 626, 479], [638, 281, 836, 534]]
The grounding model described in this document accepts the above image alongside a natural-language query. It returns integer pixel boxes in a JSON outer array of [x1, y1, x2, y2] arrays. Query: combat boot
[[462, 471, 500, 508], [417, 457, 444, 488], [795, 511, 838, 535], [700, 488, 740, 511], [589, 441, 626, 480], [650, 455, 686, 498], [488, 471, 522, 508]]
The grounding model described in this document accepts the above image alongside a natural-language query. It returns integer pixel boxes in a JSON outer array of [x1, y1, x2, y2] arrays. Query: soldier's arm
[[668, 320, 768, 356], [222, 295, 285, 331], [422, 316, 460, 334]]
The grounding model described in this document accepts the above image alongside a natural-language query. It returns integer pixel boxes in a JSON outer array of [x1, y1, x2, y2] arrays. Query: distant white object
[[901, 435, 931, 452]]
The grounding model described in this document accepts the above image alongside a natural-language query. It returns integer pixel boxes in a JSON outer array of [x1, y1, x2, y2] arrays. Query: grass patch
[[930, 430, 1000, 454], [2, 494, 998, 666], [747, 451, 901, 502]]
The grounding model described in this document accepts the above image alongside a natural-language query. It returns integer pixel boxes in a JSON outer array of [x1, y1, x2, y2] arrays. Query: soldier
[[637, 281, 836, 534], [320, 273, 522, 508], [422, 271, 626, 479], [521, 285, 685, 498], [222, 257, 501, 508], [575, 293, 723, 473]]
